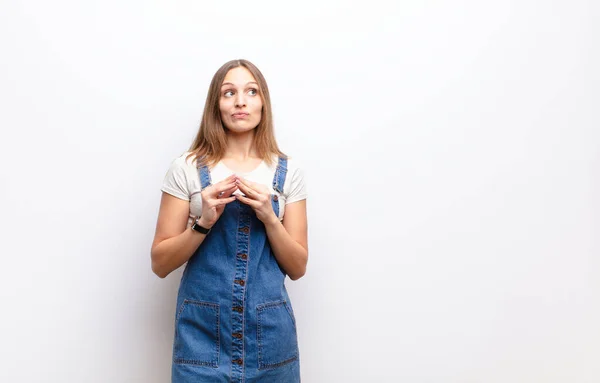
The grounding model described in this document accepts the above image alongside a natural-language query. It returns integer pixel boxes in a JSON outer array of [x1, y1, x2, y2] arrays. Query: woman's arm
[[235, 175, 309, 280], [263, 200, 308, 280], [150, 174, 237, 278], [151, 175, 238, 278], [150, 193, 209, 278]]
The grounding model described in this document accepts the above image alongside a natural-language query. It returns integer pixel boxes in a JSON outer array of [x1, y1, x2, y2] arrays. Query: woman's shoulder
[[269, 153, 304, 173], [271, 153, 307, 191], [161, 151, 199, 199], [170, 151, 198, 169], [276, 153, 307, 201]]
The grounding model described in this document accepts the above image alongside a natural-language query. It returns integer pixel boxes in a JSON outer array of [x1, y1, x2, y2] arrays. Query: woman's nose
[[235, 94, 246, 107]]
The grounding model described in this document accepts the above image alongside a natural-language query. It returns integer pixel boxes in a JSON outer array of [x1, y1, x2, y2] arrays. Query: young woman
[[151, 59, 308, 382]]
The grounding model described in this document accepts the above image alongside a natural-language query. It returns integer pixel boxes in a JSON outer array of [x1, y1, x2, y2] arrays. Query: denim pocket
[[257, 300, 299, 370], [173, 299, 220, 367]]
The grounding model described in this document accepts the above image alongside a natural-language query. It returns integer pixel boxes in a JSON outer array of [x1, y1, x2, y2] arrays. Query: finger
[[239, 177, 260, 189], [211, 181, 238, 196], [219, 183, 239, 193], [212, 174, 238, 189], [215, 196, 236, 206], [236, 180, 257, 198], [236, 177, 251, 187], [215, 174, 237, 185], [238, 177, 269, 196], [238, 179, 270, 202], [218, 185, 239, 199], [235, 194, 259, 208], [242, 177, 267, 192]]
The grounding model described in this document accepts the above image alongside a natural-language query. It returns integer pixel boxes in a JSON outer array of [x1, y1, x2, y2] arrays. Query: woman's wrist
[[196, 216, 213, 230], [263, 213, 280, 228]]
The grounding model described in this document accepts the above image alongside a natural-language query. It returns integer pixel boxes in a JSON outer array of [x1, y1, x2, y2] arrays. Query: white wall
[[1, 1, 598, 382]]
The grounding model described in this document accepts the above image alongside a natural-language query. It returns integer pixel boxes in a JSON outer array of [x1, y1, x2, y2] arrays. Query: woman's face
[[219, 66, 263, 134]]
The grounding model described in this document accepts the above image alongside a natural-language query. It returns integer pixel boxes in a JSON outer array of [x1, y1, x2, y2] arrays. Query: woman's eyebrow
[[221, 81, 259, 87]]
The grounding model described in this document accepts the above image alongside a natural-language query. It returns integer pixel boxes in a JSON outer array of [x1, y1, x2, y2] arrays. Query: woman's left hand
[[235, 177, 278, 225]]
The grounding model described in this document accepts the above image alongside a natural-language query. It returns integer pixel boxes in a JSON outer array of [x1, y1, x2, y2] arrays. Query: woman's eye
[[248, 88, 258, 96], [224, 90, 234, 97]]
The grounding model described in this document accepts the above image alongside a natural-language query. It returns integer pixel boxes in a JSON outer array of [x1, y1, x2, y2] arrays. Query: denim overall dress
[[172, 156, 301, 383]]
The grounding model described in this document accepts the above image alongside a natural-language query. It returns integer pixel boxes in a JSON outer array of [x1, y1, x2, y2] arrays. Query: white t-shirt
[[161, 151, 308, 227]]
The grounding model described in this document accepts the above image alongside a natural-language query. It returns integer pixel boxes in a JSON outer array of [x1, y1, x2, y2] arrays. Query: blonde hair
[[186, 59, 286, 168]]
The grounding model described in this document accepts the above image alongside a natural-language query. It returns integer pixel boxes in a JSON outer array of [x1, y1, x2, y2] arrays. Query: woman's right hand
[[198, 174, 238, 228]]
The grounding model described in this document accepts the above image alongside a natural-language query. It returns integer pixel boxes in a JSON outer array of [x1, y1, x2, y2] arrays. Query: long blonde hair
[[186, 59, 286, 168]]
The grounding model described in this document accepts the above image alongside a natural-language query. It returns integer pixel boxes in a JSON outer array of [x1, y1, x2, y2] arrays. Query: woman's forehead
[[222, 67, 257, 85]]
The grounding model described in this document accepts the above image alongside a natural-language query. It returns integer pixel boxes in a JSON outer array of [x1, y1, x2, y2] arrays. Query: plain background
[[1, 0, 598, 382]]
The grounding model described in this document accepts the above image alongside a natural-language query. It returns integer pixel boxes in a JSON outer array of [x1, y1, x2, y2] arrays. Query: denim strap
[[272, 156, 288, 193], [197, 157, 212, 191]]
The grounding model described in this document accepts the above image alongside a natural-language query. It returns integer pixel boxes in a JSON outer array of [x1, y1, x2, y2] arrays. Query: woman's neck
[[224, 129, 259, 160]]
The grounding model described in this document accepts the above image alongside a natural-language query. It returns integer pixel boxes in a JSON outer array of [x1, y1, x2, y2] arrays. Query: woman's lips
[[232, 113, 249, 119]]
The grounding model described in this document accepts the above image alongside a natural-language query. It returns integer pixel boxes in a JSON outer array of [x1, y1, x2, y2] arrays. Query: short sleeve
[[285, 166, 308, 204], [161, 156, 191, 201]]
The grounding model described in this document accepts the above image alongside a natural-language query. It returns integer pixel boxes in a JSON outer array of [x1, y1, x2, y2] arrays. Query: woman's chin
[[225, 124, 258, 135]]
